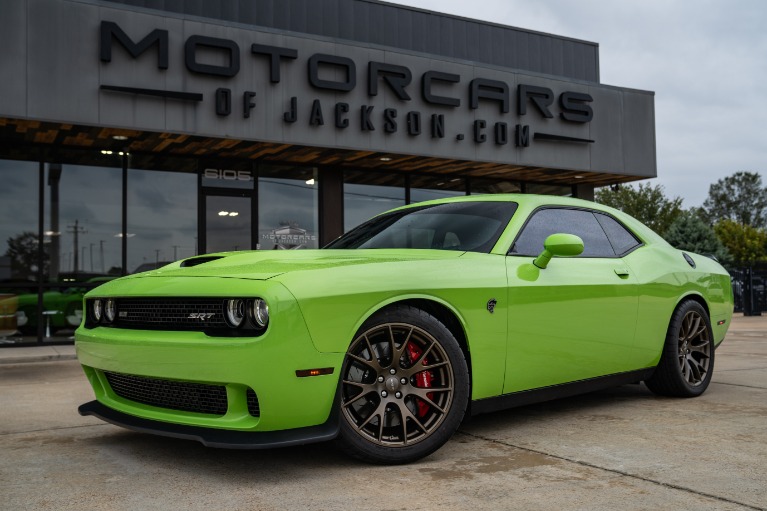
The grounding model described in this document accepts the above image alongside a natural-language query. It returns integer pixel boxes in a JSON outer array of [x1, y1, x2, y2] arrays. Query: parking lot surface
[[1, 315, 765, 511]]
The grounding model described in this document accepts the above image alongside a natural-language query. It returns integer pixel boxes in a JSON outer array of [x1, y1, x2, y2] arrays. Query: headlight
[[225, 299, 246, 328], [92, 299, 103, 322], [104, 299, 116, 323], [249, 298, 269, 328]]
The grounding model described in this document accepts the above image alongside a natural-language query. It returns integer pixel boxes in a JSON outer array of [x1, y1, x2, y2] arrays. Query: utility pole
[[67, 220, 87, 275], [172, 245, 180, 260], [99, 240, 105, 273]]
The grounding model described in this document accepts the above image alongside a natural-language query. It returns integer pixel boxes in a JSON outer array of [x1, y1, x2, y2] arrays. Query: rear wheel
[[645, 300, 714, 397], [337, 305, 469, 464]]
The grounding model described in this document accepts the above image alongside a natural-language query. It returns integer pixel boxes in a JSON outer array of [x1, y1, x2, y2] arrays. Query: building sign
[[99, 21, 595, 150]]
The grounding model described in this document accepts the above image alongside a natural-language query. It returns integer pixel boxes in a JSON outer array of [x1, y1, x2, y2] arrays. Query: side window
[[595, 213, 642, 256], [510, 208, 616, 257]]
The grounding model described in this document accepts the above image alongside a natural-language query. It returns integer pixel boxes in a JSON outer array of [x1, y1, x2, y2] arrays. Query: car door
[[503, 207, 641, 393]]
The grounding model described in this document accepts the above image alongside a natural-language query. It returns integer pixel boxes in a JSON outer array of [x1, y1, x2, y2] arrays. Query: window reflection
[[344, 171, 405, 231], [0, 160, 38, 282], [46, 164, 122, 279], [526, 183, 573, 197], [469, 178, 522, 195], [258, 165, 318, 249], [0, 160, 38, 339], [409, 175, 466, 204], [128, 168, 197, 272]]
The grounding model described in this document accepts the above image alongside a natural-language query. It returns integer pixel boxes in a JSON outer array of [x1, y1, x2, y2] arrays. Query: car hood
[[124, 249, 467, 281]]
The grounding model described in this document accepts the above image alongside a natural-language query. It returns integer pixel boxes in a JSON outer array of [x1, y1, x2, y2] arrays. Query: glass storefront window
[[409, 175, 466, 204], [344, 171, 405, 231], [469, 178, 522, 195], [258, 165, 319, 250], [0, 160, 39, 282], [128, 167, 197, 273], [526, 183, 574, 197], [0, 160, 38, 339], [41, 162, 121, 338], [46, 163, 122, 280]]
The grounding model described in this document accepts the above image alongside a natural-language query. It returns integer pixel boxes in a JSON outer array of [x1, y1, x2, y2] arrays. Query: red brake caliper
[[406, 342, 433, 417]]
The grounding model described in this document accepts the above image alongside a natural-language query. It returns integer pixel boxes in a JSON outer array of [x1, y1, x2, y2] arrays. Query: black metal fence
[[728, 265, 767, 316]]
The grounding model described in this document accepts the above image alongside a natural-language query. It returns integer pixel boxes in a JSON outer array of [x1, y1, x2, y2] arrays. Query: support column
[[574, 183, 595, 201], [319, 167, 344, 246]]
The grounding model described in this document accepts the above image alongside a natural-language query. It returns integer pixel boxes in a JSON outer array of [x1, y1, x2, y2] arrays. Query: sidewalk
[[0, 313, 764, 366], [0, 344, 76, 364]]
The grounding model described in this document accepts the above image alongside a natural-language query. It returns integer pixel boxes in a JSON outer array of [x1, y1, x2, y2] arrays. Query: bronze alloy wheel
[[646, 299, 715, 398], [677, 310, 712, 386], [341, 322, 455, 447]]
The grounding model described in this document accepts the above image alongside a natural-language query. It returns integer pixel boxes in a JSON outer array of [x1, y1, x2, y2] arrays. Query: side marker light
[[295, 368, 335, 377]]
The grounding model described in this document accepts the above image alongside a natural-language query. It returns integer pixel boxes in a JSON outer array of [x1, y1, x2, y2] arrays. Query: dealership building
[[0, 0, 656, 342]]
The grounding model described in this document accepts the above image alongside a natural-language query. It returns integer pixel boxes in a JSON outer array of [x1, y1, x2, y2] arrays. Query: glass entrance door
[[204, 194, 252, 253]]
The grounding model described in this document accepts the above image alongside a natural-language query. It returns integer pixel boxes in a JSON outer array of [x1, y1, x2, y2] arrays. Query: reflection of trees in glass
[[5, 232, 48, 280]]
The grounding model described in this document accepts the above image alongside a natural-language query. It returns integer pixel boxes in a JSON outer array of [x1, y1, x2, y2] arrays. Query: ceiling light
[[112, 135, 128, 141], [380, 157, 392, 162], [574, 175, 585, 179], [218, 211, 229, 216], [100, 150, 113, 155], [228, 212, 239, 217]]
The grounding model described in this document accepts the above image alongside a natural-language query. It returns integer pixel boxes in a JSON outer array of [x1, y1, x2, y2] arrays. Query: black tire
[[645, 300, 714, 397], [336, 305, 470, 464]]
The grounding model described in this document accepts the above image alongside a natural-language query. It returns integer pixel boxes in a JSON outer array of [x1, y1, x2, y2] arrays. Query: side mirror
[[533, 233, 584, 269]]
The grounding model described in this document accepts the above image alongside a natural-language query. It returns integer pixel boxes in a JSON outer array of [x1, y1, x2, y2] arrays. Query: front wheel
[[336, 305, 469, 464], [645, 300, 714, 397]]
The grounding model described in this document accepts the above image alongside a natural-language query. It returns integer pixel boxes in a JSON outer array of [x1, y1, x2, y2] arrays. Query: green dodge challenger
[[76, 195, 733, 464]]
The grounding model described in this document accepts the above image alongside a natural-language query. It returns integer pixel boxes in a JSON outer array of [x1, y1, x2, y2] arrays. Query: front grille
[[105, 371, 228, 416], [246, 388, 261, 417], [114, 298, 228, 330]]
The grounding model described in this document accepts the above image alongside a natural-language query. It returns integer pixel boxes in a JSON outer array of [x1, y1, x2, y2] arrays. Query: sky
[[387, 0, 767, 208]]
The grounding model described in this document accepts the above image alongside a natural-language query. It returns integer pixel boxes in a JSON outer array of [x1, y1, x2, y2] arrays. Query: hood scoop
[[180, 256, 225, 268]]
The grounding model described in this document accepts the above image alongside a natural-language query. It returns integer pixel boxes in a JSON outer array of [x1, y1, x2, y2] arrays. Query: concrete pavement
[[1, 314, 765, 510]]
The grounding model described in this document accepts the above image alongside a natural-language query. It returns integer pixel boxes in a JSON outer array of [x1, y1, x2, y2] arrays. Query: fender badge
[[487, 299, 497, 314]]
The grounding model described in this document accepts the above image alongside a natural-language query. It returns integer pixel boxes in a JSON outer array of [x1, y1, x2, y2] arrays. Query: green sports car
[[76, 194, 733, 464]]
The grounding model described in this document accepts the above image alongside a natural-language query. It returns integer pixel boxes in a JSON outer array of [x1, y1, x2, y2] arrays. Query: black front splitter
[[78, 400, 339, 449]]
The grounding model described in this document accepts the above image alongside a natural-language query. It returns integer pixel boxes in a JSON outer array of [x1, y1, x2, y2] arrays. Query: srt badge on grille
[[188, 313, 215, 320]]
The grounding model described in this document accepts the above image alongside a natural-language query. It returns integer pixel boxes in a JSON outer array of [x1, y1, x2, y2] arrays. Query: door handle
[[614, 268, 630, 277]]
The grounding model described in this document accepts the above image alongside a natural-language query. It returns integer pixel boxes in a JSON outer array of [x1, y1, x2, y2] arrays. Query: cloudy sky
[[388, 0, 767, 208]]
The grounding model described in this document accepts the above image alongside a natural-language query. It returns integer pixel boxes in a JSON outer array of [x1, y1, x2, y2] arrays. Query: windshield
[[325, 201, 518, 253]]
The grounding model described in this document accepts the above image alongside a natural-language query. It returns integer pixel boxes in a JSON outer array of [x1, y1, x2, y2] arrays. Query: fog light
[[92, 299, 103, 322], [104, 299, 116, 323], [225, 299, 246, 328], [249, 298, 269, 328]]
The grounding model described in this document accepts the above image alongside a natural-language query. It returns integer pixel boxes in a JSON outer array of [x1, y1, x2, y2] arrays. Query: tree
[[664, 212, 730, 263], [713, 220, 767, 265], [595, 182, 683, 236], [702, 171, 767, 228], [5, 231, 49, 280]]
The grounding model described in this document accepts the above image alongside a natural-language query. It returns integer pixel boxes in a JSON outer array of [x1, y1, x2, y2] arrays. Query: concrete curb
[[0, 346, 77, 365]]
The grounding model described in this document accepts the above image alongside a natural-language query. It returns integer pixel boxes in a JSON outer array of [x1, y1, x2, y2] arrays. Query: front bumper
[[76, 277, 345, 434], [78, 398, 339, 449]]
